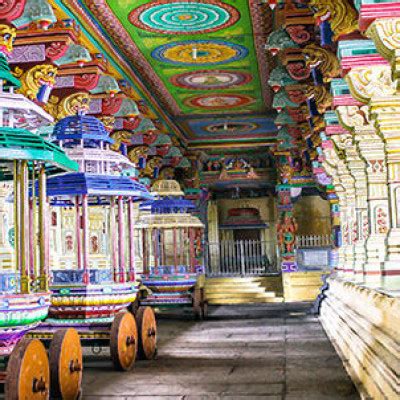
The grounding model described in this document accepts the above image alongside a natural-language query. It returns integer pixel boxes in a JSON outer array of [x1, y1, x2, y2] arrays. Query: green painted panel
[[106, 0, 265, 115]]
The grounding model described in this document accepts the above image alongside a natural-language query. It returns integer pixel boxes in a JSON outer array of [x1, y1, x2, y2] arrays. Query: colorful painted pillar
[[319, 128, 347, 277], [276, 183, 298, 273], [329, 125, 369, 282], [335, 77, 388, 285], [329, 198, 341, 269], [340, 18, 400, 287], [320, 112, 355, 279], [330, 133, 357, 279], [366, 18, 400, 288]]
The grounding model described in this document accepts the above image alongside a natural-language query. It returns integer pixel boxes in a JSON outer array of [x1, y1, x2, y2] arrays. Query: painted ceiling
[[60, 0, 275, 149]]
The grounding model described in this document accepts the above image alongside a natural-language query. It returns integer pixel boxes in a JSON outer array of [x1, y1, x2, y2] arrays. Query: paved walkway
[[82, 303, 359, 399]]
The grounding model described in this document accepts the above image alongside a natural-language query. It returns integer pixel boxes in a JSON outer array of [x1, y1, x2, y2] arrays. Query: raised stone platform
[[283, 271, 328, 302], [205, 276, 283, 304], [320, 278, 399, 399]]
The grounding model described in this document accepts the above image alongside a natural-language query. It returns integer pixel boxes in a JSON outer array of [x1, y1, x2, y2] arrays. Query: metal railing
[[296, 234, 332, 248], [205, 240, 278, 277]]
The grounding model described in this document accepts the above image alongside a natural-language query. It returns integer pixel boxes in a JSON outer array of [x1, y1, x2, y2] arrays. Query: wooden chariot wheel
[[5, 337, 50, 400], [110, 312, 138, 371], [135, 306, 157, 360], [49, 328, 83, 400]]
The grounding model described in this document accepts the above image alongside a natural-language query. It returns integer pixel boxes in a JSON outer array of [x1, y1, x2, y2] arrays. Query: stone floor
[[82, 303, 359, 399]]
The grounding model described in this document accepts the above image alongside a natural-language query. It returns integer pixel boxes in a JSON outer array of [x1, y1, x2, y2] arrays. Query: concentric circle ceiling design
[[129, 1, 240, 35], [151, 40, 248, 65], [205, 122, 259, 133], [185, 94, 255, 109], [170, 70, 252, 90]]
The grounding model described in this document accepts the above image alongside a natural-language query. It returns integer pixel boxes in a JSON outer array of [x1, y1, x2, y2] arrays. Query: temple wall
[[293, 196, 331, 236]]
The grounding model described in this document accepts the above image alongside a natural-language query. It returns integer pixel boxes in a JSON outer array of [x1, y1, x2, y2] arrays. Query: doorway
[[233, 229, 261, 242]]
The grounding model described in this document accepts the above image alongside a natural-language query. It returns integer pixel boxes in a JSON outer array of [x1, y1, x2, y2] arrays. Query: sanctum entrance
[[206, 206, 278, 277], [206, 239, 276, 277]]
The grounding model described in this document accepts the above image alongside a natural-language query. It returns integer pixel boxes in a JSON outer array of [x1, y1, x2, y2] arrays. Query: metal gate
[[205, 240, 278, 277]]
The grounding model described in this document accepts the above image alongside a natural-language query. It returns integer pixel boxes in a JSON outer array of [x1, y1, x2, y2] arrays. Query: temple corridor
[[0, 0, 400, 398], [81, 304, 358, 399]]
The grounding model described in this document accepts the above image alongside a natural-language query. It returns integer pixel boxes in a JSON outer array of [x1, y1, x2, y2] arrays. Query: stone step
[[205, 283, 266, 290], [208, 297, 284, 305], [206, 277, 268, 283], [206, 291, 277, 300], [205, 287, 267, 294], [204, 277, 283, 304]]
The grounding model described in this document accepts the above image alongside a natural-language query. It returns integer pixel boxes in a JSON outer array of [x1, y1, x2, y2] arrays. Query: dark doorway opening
[[234, 229, 261, 241]]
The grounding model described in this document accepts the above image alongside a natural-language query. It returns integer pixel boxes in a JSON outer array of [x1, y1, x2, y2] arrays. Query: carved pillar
[[336, 104, 388, 285], [341, 134, 369, 283], [330, 135, 357, 279], [207, 200, 219, 274], [320, 141, 348, 277], [329, 199, 341, 269], [369, 97, 400, 287], [276, 184, 298, 272], [366, 18, 400, 287], [334, 106, 371, 282], [354, 126, 388, 286]]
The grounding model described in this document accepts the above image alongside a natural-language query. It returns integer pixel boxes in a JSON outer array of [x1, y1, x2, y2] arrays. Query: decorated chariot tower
[[32, 112, 158, 371], [0, 21, 87, 399], [137, 180, 207, 318]]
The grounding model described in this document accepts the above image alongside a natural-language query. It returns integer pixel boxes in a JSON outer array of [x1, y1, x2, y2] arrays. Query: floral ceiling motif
[[205, 121, 259, 133], [184, 94, 256, 109], [151, 40, 249, 66], [129, 0, 240, 35], [170, 70, 253, 90], [69, 0, 273, 147]]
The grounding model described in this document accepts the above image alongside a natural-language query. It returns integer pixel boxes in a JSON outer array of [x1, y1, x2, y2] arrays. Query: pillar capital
[[367, 18, 400, 81], [346, 65, 396, 104], [336, 105, 372, 132], [370, 95, 400, 149]]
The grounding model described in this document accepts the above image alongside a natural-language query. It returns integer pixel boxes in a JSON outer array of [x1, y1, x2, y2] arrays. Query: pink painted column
[[179, 228, 184, 266], [21, 161, 30, 293], [81, 194, 89, 284], [29, 199, 34, 279], [153, 229, 158, 273], [44, 197, 50, 284], [160, 229, 165, 266], [13, 161, 20, 276], [110, 196, 118, 282], [127, 198, 135, 282], [75, 196, 82, 269], [39, 165, 49, 291], [117, 195, 125, 283], [189, 227, 195, 273], [173, 228, 178, 269], [142, 228, 148, 274], [30, 166, 37, 281]]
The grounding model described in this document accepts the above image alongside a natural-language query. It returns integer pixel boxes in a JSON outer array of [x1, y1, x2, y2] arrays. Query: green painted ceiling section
[[106, 0, 265, 116]]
